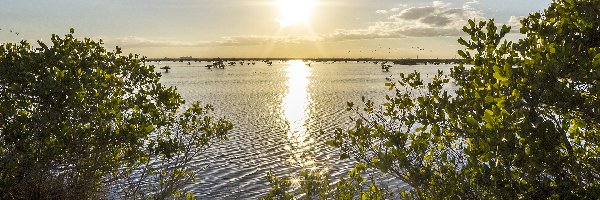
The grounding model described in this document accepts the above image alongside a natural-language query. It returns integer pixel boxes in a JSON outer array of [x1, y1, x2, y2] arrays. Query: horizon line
[[145, 57, 461, 61]]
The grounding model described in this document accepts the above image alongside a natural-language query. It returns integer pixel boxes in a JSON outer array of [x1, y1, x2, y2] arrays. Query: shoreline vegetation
[[261, 0, 600, 199]]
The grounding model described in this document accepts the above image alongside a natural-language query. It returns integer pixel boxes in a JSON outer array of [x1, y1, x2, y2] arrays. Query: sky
[[0, 0, 552, 58]]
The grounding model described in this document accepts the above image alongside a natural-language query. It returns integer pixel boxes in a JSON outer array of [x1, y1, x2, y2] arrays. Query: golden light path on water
[[281, 60, 316, 168]]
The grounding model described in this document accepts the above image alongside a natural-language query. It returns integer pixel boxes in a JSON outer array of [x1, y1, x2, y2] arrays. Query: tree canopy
[[0, 29, 232, 199], [265, 0, 600, 199]]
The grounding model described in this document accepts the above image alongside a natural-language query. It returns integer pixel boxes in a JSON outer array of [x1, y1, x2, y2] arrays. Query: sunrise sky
[[0, 0, 551, 58]]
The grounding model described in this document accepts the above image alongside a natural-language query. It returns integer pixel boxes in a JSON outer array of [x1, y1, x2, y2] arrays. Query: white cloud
[[390, 7, 400, 12], [376, 10, 388, 14], [464, 0, 480, 7], [432, 1, 451, 8], [507, 16, 524, 31]]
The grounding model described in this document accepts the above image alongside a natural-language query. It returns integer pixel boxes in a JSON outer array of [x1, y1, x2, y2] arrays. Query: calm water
[[157, 60, 454, 199]]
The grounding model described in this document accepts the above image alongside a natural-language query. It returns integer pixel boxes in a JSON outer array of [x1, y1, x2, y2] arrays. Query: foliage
[[322, 0, 600, 199], [259, 164, 392, 200], [0, 29, 232, 199]]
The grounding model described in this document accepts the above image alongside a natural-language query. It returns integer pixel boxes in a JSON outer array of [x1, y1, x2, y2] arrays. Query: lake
[[157, 60, 454, 199]]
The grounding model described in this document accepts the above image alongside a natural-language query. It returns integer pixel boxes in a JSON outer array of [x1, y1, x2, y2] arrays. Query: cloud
[[333, 1, 484, 40], [390, 2, 483, 28], [111, 35, 321, 48], [111, 37, 206, 47], [111, 1, 485, 48], [216, 35, 320, 46], [420, 15, 453, 27], [507, 16, 524, 31], [324, 28, 404, 41], [433, 1, 451, 8], [394, 7, 437, 20], [465, 0, 480, 6], [378, 6, 406, 15], [376, 10, 388, 14]]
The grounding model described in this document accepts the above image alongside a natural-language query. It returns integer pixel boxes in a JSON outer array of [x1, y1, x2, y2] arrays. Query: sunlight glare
[[281, 60, 315, 168], [283, 60, 311, 141], [276, 0, 315, 27]]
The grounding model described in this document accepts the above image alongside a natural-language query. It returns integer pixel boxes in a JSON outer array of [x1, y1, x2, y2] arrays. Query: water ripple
[[157, 61, 453, 199]]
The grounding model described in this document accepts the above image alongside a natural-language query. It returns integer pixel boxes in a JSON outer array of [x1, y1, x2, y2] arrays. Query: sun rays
[[276, 0, 315, 27]]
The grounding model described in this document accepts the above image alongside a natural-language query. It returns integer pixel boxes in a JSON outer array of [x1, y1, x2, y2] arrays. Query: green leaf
[[466, 116, 479, 125], [482, 109, 494, 124], [593, 53, 600, 66], [458, 50, 468, 58], [458, 38, 469, 47], [346, 101, 354, 111], [493, 65, 508, 82], [479, 152, 493, 162]]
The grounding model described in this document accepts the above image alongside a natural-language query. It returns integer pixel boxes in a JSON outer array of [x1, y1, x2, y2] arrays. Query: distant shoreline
[[146, 57, 462, 65]]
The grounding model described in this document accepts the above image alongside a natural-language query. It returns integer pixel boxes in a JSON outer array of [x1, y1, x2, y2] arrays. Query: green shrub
[[0, 29, 232, 199]]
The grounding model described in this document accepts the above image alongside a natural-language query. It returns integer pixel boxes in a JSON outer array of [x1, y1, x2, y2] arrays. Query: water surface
[[158, 60, 453, 199]]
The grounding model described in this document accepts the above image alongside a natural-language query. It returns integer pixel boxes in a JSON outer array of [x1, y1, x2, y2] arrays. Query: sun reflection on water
[[281, 60, 315, 168]]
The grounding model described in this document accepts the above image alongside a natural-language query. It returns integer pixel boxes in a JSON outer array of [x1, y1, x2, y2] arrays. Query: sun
[[276, 0, 315, 27]]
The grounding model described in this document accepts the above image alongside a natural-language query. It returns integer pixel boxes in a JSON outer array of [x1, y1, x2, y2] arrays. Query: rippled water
[[157, 60, 454, 199]]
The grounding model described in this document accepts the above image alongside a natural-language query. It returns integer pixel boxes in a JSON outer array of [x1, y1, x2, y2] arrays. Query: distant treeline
[[146, 57, 462, 65]]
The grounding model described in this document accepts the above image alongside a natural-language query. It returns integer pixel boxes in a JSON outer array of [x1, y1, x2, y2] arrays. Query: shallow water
[[157, 60, 454, 199]]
